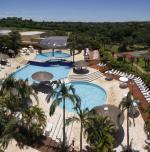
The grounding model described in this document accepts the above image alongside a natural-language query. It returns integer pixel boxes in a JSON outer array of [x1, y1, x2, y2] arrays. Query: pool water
[[59, 81, 106, 112], [36, 51, 70, 60], [13, 64, 71, 82], [13, 51, 71, 82], [13, 51, 106, 111]]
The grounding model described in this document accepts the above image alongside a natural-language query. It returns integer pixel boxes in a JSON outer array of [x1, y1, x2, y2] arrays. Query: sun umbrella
[[32, 71, 54, 82], [119, 76, 128, 82], [93, 104, 124, 130]]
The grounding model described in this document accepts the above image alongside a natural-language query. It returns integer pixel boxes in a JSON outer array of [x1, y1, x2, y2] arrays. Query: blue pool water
[[13, 51, 71, 82], [59, 81, 106, 112], [13, 64, 71, 82], [36, 51, 70, 60], [13, 51, 106, 111]]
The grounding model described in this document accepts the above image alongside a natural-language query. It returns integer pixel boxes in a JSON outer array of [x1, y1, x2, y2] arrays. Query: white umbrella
[[119, 76, 128, 82], [93, 50, 99, 59], [108, 71, 112, 74], [85, 48, 90, 56]]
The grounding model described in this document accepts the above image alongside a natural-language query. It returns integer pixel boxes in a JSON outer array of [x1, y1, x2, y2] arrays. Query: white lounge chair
[[120, 72, 125, 77], [115, 71, 120, 75], [124, 73, 128, 77], [118, 72, 122, 76], [113, 70, 118, 74], [141, 88, 149, 92], [129, 75, 135, 79]]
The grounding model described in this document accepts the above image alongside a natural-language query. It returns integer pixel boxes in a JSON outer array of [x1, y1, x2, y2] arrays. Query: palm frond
[[49, 98, 62, 116], [65, 116, 79, 126]]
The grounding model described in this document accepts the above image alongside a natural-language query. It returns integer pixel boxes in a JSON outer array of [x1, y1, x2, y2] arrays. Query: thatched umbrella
[[74, 60, 89, 68], [32, 71, 54, 82], [93, 104, 124, 130]]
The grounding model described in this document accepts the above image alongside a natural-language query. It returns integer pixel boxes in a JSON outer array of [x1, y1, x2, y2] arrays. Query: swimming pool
[[36, 51, 70, 60], [13, 64, 71, 82], [13, 51, 106, 111], [13, 51, 71, 82], [59, 81, 107, 112]]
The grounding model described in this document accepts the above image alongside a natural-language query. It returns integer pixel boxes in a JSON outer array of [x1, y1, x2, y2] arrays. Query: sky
[[0, 0, 150, 22]]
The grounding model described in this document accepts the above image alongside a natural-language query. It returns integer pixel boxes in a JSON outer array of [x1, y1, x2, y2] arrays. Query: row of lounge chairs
[[134, 77, 150, 102], [97, 63, 107, 67], [105, 69, 135, 79], [105, 69, 150, 102]]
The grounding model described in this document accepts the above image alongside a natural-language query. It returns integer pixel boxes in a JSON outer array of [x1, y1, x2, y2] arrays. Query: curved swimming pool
[[13, 51, 71, 82], [59, 81, 107, 112], [13, 64, 71, 82]]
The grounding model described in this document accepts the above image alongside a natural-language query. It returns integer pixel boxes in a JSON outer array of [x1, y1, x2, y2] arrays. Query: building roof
[[39, 36, 68, 48], [20, 31, 46, 36], [0, 30, 11, 35]]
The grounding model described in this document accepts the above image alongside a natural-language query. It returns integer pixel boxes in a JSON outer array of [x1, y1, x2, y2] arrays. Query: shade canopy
[[40, 36, 68, 48], [74, 60, 89, 68], [119, 76, 128, 82], [93, 104, 124, 129], [32, 71, 54, 82]]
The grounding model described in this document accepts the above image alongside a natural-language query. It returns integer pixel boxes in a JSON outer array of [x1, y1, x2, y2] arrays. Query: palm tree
[[84, 114, 115, 152], [119, 91, 135, 152], [0, 77, 46, 151], [21, 105, 46, 137], [46, 81, 80, 152], [66, 99, 89, 152], [0, 101, 46, 150], [0, 76, 39, 108]]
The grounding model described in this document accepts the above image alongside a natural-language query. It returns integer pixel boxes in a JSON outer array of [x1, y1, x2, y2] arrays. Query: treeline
[[0, 17, 150, 48]]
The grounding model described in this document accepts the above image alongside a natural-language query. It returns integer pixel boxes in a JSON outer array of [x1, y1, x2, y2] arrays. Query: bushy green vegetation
[[0, 30, 21, 55], [0, 17, 150, 50], [0, 77, 46, 151]]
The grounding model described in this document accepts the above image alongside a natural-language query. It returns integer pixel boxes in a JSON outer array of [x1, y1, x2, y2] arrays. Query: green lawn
[[138, 59, 150, 72]]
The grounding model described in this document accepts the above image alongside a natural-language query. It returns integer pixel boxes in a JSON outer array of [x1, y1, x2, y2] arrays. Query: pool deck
[[0, 51, 37, 79], [3, 50, 148, 152]]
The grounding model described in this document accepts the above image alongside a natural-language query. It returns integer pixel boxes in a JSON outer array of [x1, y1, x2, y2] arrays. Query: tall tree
[[66, 99, 89, 152], [9, 31, 21, 55], [119, 91, 135, 152], [0, 77, 46, 151], [46, 81, 80, 152], [0, 76, 39, 109]]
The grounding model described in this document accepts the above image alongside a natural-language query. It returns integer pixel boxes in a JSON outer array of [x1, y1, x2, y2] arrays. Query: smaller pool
[[59, 81, 107, 112], [36, 51, 70, 60]]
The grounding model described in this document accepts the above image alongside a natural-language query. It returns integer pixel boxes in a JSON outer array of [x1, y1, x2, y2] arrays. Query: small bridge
[[30, 56, 66, 63]]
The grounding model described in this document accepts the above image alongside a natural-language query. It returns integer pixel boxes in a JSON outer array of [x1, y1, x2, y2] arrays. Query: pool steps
[[69, 71, 103, 82]]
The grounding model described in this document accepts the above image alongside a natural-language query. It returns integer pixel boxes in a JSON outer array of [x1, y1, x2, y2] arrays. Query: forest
[[0, 17, 150, 51]]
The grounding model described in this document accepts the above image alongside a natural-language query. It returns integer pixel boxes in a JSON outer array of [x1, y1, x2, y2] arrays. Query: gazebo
[[92, 104, 125, 147], [39, 36, 68, 56], [73, 60, 89, 74], [93, 104, 124, 130]]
